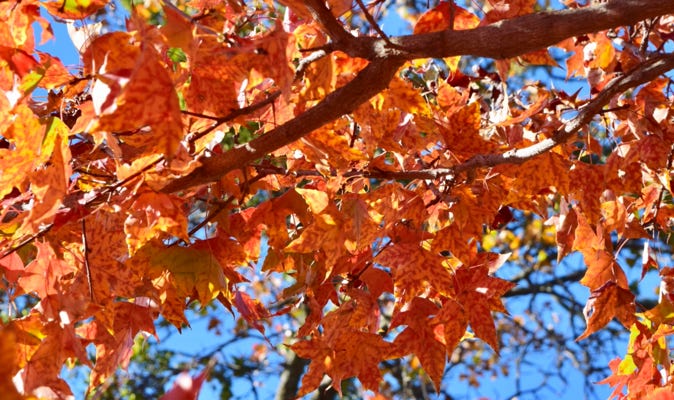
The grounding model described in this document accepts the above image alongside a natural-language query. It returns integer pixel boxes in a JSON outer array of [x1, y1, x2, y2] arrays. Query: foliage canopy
[[2, 0, 674, 398]]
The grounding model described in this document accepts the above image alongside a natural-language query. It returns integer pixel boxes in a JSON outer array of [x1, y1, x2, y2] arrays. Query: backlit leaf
[[376, 242, 455, 304], [88, 32, 184, 159], [141, 244, 229, 305], [124, 191, 190, 255], [413, 2, 479, 34], [42, 0, 109, 19], [577, 281, 636, 340]]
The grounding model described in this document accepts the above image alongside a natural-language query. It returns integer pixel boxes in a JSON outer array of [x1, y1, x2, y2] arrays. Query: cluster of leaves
[[1, 0, 674, 398]]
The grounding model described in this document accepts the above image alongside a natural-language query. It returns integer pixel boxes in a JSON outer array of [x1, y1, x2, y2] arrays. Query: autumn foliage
[[1, 0, 674, 398]]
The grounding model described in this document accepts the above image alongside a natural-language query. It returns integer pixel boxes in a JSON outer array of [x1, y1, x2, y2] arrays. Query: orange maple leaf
[[454, 265, 515, 352], [293, 314, 391, 396], [87, 31, 184, 160], [234, 290, 269, 336], [0, 325, 25, 400], [375, 242, 456, 304], [413, 2, 479, 34], [389, 297, 447, 391], [124, 191, 190, 255], [577, 281, 636, 340], [572, 211, 630, 291]]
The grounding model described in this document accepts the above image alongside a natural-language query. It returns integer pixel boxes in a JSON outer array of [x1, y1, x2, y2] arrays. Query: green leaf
[[167, 47, 187, 64]]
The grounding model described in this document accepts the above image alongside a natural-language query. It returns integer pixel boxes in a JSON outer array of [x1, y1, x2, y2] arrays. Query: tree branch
[[303, 0, 354, 46], [295, 48, 330, 80], [254, 54, 673, 183], [275, 352, 310, 400], [453, 53, 674, 175], [385, 0, 674, 60], [161, 58, 405, 192], [161, 0, 674, 194], [504, 270, 586, 298]]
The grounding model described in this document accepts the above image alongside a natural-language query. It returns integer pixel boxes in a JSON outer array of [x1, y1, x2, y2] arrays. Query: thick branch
[[303, 0, 354, 45], [162, 0, 674, 194], [386, 0, 674, 60], [275, 352, 310, 400], [161, 58, 405, 192]]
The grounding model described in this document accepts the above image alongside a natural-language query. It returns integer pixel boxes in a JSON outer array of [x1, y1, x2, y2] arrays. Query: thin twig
[[355, 0, 392, 44], [185, 90, 282, 144], [448, 0, 456, 30], [81, 218, 94, 302], [304, 0, 354, 45], [0, 90, 287, 258], [453, 53, 674, 175], [295, 49, 329, 80], [652, 143, 674, 228]]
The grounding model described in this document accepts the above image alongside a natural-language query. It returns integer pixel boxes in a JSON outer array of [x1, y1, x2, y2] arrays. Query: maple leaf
[[80, 320, 136, 391], [139, 244, 230, 305], [500, 152, 571, 202], [519, 48, 558, 66], [249, 189, 308, 251], [85, 207, 147, 304], [17, 241, 77, 299], [435, 178, 507, 242], [553, 202, 578, 263], [454, 265, 516, 352], [0, 47, 39, 79], [569, 163, 607, 223], [0, 0, 52, 54], [160, 367, 210, 400], [124, 191, 190, 255], [155, 280, 190, 329], [285, 188, 381, 274], [432, 299, 469, 356], [186, 27, 292, 115], [436, 80, 469, 113], [599, 321, 668, 398], [388, 297, 447, 391], [20, 118, 72, 236], [76, 302, 156, 392], [577, 281, 636, 340], [413, 2, 479, 34], [0, 105, 45, 201], [359, 266, 394, 298], [598, 357, 631, 399], [301, 121, 366, 169], [0, 325, 24, 400], [161, 2, 197, 52], [0, 251, 24, 287], [86, 31, 184, 160], [42, 0, 108, 19], [292, 298, 392, 396], [13, 317, 87, 398], [233, 290, 269, 336], [572, 212, 630, 291], [384, 75, 431, 116], [482, 0, 536, 23], [375, 242, 456, 304]]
